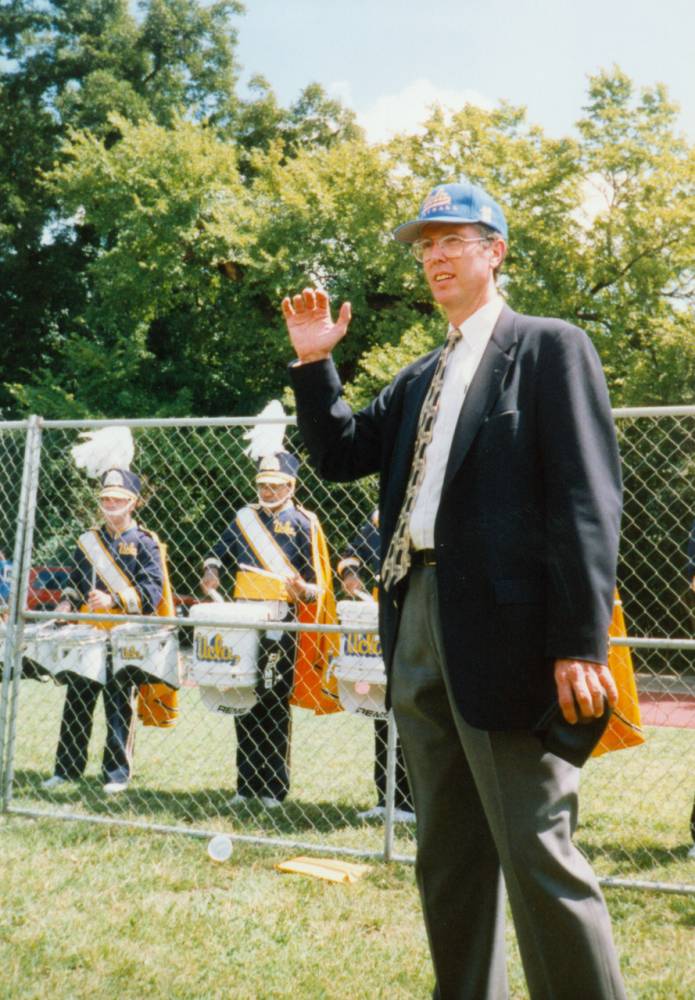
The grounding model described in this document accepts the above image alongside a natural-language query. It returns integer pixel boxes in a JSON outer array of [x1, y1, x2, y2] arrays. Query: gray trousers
[[390, 566, 627, 1000]]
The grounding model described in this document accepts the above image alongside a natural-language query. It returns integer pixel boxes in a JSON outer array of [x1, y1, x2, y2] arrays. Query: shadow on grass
[[580, 837, 695, 875], [673, 899, 695, 927], [11, 769, 389, 838]]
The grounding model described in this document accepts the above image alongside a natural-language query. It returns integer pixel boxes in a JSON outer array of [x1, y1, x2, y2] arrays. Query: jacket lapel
[[442, 306, 518, 494]]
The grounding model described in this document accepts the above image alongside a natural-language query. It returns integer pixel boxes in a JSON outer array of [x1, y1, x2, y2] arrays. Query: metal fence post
[[1, 416, 42, 811], [0, 420, 34, 805], [382, 710, 398, 861]]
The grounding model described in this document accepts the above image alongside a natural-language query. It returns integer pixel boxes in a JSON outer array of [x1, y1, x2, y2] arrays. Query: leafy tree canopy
[[1, 15, 693, 420], [0, 0, 244, 413]]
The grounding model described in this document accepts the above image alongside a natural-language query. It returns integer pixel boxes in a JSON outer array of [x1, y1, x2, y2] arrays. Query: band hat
[[256, 451, 300, 485], [100, 468, 141, 501], [393, 180, 508, 244]]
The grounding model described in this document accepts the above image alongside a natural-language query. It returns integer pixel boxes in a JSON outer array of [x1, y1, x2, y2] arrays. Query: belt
[[410, 548, 436, 567]]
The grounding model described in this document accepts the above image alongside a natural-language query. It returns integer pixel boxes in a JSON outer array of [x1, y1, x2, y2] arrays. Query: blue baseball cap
[[256, 451, 300, 484], [393, 181, 508, 243], [100, 468, 141, 500]]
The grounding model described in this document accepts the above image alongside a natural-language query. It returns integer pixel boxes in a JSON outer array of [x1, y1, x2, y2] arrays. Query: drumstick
[[239, 562, 292, 583], [87, 564, 98, 608]]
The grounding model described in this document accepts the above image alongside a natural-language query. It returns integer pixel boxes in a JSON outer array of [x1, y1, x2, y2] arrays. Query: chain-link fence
[[0, 422, 27, 613], [1, 409, 693, 892]]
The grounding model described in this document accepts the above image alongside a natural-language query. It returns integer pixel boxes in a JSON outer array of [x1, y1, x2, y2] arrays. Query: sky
[[233, 0, 695, 142]]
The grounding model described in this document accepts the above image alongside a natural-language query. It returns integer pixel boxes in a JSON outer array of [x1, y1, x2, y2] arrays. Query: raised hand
[[281, 287, 351, 363], [284, 572, 309, 603]]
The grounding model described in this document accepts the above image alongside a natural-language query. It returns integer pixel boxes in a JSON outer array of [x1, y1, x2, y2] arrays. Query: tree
[[573, 68, 695, 403], [0, 0, 243, 415], [234, 75, 362, 178], [12, 114, 252, 417], [348, 74, 694, 407], [14, 115, 384, 418], [4, 62, 693, 418]]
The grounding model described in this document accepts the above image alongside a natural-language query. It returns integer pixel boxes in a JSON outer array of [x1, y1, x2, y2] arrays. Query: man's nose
[[428, 240, 447, 262]]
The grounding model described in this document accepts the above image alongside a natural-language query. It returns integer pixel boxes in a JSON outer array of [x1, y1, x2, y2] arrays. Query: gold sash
[[233, 506, 295, 601]]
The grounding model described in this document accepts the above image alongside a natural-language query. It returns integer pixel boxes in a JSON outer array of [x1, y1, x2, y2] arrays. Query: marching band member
[[337, 510, 415, 824], [42, 466, 164, 794], [201, 440, 331, 810]]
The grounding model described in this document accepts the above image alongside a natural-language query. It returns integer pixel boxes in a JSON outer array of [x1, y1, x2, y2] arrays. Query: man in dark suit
[[282, 180, 627, 999]]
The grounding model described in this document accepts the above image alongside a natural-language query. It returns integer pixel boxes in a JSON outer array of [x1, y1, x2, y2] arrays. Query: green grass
[[1, 679, 695, 998], [6, 678, 417, 856], [1, 817, 694, 999]]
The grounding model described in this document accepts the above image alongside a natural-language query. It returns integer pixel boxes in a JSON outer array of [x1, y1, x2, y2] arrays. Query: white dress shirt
[[408, 295, 504, 550]]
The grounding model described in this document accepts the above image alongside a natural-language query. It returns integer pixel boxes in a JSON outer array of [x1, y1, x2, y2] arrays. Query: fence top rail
[[34, 415, 299, 430], [611, 405, 695, 418], [0, 421, 31, 430], [1, 405, 694, 433], [0, 406, 692, 432]]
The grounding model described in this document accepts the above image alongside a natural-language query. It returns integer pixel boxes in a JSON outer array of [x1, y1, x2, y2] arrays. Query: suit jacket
[[289, 305, 623, 730]]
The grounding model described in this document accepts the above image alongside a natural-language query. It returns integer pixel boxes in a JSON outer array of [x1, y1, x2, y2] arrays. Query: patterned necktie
[[381, 327, 463, 590]]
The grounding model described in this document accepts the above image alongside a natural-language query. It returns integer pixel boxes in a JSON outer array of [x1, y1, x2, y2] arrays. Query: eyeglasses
[[410, 234, 490, 262]]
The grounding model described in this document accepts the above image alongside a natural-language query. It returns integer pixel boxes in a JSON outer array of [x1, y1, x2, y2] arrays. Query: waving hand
[[281, 287, 352, 363]]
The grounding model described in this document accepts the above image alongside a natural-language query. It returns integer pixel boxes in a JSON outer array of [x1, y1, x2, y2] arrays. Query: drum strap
[[77, 530, 142, 614], [235, 507, 297, 580]]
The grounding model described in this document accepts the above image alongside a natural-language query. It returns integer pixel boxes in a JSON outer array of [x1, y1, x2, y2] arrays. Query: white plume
[[243, 400, 287, 460], [71, 426, 135, 479]]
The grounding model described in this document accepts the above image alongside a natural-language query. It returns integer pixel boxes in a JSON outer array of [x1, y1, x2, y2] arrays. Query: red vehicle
[[26, 566, 73, 610]]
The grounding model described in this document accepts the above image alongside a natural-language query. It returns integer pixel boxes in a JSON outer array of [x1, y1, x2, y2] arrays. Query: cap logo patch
[[422, 188, 452, 216], [104, 470, 124, 487], [259, 455, 281, 472], [480, 205, 492, 223]]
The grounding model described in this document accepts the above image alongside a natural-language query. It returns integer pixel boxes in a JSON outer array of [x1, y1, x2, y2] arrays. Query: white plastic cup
[[207, 834, 233, 862]]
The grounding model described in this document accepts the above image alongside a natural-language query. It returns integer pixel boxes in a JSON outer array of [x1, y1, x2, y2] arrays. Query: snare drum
[[51, 626, 108, 686], [0, 622, 10, 679], [21, 623, 62, 681], [1, 623, 57, 681], [0, 622, 13, 680], [189, 601, 279, 716], [110, 623, 181, 689], [332, 600, 387, 718]]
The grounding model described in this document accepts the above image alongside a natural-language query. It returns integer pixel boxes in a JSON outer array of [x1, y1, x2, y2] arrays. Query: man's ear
[[490, 237, 507, 269]]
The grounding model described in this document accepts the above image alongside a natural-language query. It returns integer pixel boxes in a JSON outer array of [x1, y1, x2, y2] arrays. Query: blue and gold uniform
[[203, 455, 321, 805], [49, 470, 164, 790], [67, 524, 163, 614], [205, 505, 316, 602]]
